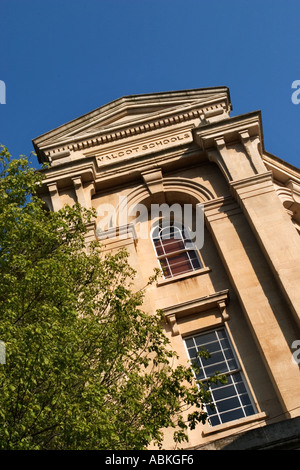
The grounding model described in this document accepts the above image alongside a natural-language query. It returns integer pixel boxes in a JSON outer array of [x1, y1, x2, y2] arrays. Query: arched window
[[152, 220, 202, 279]]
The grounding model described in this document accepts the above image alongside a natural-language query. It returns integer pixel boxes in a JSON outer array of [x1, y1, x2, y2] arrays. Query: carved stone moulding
[[162, 290, 230, 336]]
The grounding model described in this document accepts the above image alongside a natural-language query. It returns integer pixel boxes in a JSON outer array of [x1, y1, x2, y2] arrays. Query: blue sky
[[1, 0, 300, 170]]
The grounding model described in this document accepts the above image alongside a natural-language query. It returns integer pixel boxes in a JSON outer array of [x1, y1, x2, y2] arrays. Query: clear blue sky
[[1, 0, 300, 170]]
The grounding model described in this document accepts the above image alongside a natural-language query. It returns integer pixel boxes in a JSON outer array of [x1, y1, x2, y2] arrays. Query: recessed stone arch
[[112, 177, 213, 249], [114, 177, 214, 227]]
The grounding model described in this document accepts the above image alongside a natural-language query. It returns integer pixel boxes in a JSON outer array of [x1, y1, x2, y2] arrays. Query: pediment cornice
[[33, 88, 231, 163]]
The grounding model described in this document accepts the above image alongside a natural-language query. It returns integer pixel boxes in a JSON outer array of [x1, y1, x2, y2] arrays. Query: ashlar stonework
[[33, 87, 300, 449]]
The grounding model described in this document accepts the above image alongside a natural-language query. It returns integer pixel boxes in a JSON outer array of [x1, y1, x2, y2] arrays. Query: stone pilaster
[[231, 173, 300, 328], [194, 114, 300, 328], [204, 197, 300, 418]]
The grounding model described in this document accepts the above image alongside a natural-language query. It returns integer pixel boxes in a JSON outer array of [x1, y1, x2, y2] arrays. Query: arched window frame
[[151, 219, 203, 279]]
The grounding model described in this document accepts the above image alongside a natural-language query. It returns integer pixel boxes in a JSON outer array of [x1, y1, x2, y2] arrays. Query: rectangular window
[[184, 328, 256, 426]]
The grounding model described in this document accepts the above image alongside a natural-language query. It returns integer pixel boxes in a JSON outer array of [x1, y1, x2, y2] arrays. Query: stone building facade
[[33, 87, 300, 449]]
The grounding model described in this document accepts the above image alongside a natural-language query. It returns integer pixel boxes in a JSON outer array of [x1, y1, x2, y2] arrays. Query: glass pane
[[159, 259, 171, 278], [236, 383, 247, 394], [153, 239, 164, 256], [182, 226, 191, 239], [219, 408, 245, 424], [227, 357, 239, 371], [188, 251, 200, 260], [224, 348, 235, 361], [168, 253, 192, 276], [195, 368, 205, 381], [185, 338, 195, 349], [203, 351, 224, 366], [215, 397, 241, 413], [184, 239, 195, 250], [208, 415, 220, 426], [217, 329, 228, 340], [195, 332, 217, 346], [212, 384, 236, 401], [220, 337, 231, 350], [186, 347, 197, 360], [161, 238, 185, 254], [240, 394, 251, 406], [161, 225, 181, 239], [191, 257, 201, 270], [245, 405, 255, 416], [203, 340, 222, 355], [204, 363, 227, 376]]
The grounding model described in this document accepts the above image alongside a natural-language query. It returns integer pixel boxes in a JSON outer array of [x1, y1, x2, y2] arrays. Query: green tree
[[0, 146, 224, 450]]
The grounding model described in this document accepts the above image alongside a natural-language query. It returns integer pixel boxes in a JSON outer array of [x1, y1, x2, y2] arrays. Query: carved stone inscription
[[96, 131, 191, 164]]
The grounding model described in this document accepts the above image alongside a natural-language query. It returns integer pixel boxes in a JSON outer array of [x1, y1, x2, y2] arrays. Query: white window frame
[[184, 327, 257, 427], [151, 220, 203, 279]]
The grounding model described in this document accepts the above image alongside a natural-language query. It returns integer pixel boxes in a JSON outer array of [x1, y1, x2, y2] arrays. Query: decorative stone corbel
[[47, 182, 61, 212], [72, 176, 86, 208], [286, 179, 300, 205], [213, 137, 233, 181], [276, 187, 295, 211], [86, 181, 96, 206], [141, 168, 165, 202], [238, 130, 267, 174], [217, 300, 230, 322], [166, 313, 180, 336], [276, 179, 300, 227]]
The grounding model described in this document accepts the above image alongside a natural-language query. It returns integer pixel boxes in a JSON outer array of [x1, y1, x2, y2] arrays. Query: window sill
[[202, 411, 267, 437], [157, 267, 211, 287]]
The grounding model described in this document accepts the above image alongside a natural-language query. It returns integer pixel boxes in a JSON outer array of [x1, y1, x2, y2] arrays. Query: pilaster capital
[[203, 196, 242, 223], [229, 171, 274, 202], [193, 112, 268, 182], [193, 112, 261, 152]]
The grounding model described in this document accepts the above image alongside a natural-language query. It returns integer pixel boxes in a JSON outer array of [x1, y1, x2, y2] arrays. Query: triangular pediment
[[33, 87, 231, 162]]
